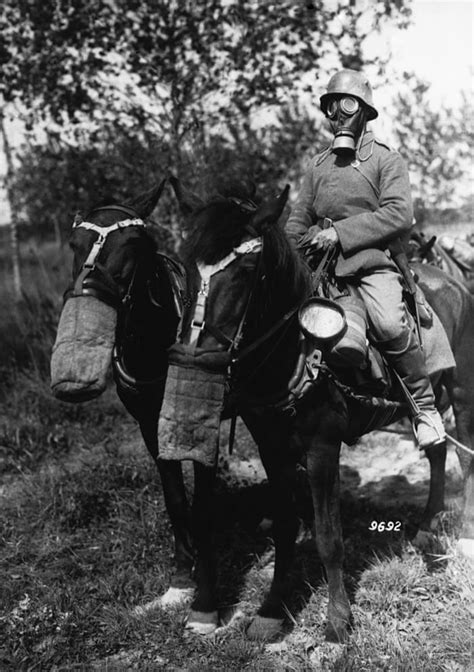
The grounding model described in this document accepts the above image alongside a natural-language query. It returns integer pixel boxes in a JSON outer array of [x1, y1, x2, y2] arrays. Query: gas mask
[[326, 96, 367, 156]]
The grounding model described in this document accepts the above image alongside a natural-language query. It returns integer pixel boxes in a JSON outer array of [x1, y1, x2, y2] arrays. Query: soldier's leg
[[357, 269, 445, 448]]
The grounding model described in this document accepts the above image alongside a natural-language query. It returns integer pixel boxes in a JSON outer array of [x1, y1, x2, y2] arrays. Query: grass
[[1, 441, 471, 670], [0, 240, 472, 670]]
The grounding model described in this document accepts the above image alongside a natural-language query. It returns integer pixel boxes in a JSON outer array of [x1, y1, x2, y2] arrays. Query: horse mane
[[256, 219, 311, 325], [183, 194, 310, 323], [183, 198, 254, 265]]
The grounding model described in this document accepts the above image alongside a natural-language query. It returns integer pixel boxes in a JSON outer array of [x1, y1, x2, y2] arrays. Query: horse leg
[[448, 371, 474, 557], [139, 420, 195, 610], [306, 429, 351, 643], [459, 460, 474, 558], [243, 411, 299, 641], [419, 441, 447, 531], [157, 459, 196, 605], [186, 461, 219, 635]]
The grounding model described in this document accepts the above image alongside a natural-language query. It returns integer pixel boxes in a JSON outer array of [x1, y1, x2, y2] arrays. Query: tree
[[391, 72, 472, 216], [1, 1, 411, 149], [1, 0, 413, 248], [0, 100, 22, 299]]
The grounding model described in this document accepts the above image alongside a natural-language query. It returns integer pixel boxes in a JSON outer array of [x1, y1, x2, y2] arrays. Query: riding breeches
[[354, 268, 410, 347], [352, 267, 437, 414]]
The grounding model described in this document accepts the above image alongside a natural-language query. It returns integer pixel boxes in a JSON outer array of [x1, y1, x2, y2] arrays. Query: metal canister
[[329, 294, 367, 367]]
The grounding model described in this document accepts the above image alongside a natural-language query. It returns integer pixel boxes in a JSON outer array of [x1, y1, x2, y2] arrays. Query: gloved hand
[[311, 227, 339, 250], [298, 225, 339, 251]]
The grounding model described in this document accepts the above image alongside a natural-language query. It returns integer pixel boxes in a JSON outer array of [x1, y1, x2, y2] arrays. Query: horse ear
[[169, 175, 204, 215], [252, 185, 290, 228], [73, 212, 83, 227], [126, 179, 166, 219]]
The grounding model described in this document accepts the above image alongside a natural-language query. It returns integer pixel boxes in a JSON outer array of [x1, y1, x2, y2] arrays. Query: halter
[[65, 206, 147, 309]]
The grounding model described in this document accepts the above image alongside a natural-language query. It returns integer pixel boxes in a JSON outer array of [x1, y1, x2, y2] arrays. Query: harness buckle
[[237, 240, 261, 255], [191, 319, 205, 331]]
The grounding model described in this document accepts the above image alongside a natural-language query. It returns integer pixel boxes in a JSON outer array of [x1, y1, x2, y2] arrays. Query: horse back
[[415, 262, 474, 354]]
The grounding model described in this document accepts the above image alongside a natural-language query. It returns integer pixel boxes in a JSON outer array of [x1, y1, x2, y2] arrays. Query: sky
[[367, 0, 473, 143], [388, 0, 473, 106]]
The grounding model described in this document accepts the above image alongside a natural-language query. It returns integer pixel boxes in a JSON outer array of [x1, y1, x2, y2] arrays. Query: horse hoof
[[246, 615, 284, 641], [412, 529, 434, 551], [159, 586, 195, 609], [325, 620, 349, 643], [132, 587, 194, 616], [185, 610, 219, 635], [133, 597, 163, 617], [457, 538, 474, 561]]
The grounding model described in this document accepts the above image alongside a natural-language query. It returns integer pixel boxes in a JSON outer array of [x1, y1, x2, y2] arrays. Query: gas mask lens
[[326, 96, 360, 119]]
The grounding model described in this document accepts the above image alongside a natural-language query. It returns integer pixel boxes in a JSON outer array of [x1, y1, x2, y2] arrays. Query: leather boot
[[381, 329, 446, 449]]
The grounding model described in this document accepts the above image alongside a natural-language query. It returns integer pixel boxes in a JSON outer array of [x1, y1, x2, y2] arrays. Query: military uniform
[[286, 129, 416, 347], [291, 68, 446, 448]]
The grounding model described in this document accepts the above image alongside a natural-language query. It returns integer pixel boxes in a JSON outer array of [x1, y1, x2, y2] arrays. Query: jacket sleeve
[[284, 159, 319, 244], [332, 151, 413, 254]]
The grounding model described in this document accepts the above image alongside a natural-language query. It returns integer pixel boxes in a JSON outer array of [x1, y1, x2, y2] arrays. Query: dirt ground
[[221, 418, 464, 515]]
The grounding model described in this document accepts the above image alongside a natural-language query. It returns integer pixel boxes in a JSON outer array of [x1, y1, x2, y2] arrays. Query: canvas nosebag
[[51, 296, 117, 402], [158, 346, 229, 467]]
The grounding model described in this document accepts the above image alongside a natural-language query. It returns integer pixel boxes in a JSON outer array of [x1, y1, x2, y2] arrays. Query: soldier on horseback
[[285, 68, 446, 449]]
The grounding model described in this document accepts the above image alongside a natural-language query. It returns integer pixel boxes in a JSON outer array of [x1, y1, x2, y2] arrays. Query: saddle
[[290, 260, 455, 411]]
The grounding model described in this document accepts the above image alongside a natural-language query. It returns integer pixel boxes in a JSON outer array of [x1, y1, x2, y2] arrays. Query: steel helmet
[[320, 69, 378, 120]]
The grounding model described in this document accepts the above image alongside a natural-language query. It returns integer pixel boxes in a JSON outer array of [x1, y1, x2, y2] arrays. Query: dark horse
[[409, 230, 474, 293], [162, 180, 474, 642], [51, 182, 211, 611]]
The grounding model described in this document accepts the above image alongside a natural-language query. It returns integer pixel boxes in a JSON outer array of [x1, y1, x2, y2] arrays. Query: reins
[[234, 246, 334, 364]]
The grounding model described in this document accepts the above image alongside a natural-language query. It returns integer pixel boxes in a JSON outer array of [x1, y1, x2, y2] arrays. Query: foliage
[[1, 0, 414, 247], [1, 0, 411, 143], [392, 72, 473, 215], [12, 104, 328, 244]]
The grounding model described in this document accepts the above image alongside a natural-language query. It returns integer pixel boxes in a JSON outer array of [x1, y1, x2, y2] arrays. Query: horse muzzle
[[50, 296, 117, 402]]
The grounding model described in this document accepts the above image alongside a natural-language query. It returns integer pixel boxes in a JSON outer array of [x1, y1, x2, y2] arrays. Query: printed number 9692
[[369, 521, 401, 532]]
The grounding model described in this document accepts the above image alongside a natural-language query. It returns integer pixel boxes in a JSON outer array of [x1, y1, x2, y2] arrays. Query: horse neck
[[236, 236, 309, 399], [118, 256, 178, 376]]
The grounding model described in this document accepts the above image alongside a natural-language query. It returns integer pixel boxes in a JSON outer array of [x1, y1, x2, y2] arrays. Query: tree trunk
[[0, 103, 22, 301]]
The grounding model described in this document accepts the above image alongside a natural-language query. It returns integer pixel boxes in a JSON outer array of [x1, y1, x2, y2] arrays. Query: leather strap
[[188, 237, 263, 348]]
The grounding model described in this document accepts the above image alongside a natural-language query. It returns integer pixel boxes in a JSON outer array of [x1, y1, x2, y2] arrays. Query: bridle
[[186, 235, 263, 351], [65, 205, 147, 309], [183, 228, 302, 386], [66, 205, 165, 389]]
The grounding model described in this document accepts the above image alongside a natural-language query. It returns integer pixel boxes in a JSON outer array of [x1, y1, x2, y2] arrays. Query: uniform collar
[[356, 128, 374, 162]]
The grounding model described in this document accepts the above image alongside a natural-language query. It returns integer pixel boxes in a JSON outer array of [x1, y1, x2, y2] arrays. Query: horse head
[[51, 180, 181, 402], [172, 180, 300, 356], [165, 179, 309, 417]]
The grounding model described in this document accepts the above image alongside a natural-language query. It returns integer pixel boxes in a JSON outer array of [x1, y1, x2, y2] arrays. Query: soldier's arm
[[332, 151, 413, 254]]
